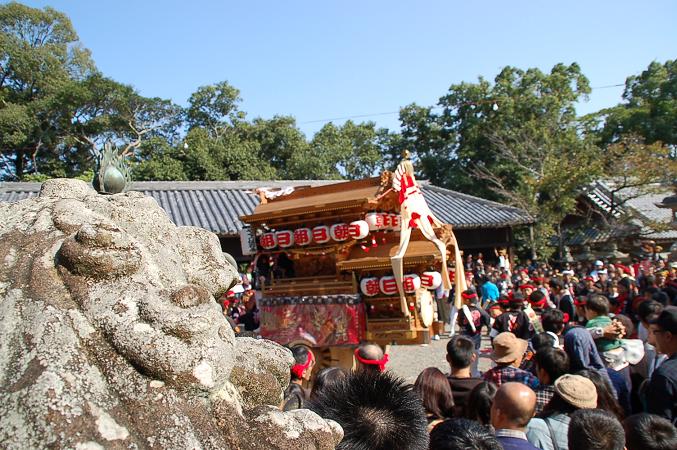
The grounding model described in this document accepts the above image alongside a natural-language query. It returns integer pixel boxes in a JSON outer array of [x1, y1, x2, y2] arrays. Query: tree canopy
[[1, 3, 675, 258]]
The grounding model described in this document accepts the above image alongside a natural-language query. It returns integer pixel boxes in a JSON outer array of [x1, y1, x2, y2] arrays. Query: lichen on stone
[[0, 179, 342, 449]]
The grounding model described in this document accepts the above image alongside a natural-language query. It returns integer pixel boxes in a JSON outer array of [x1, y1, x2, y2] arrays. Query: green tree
[[0, 1, 94, 178], [596, 60, 677, 147], [185, 80, 245, 136], [0, 3, 182, 180], [399, 63, 597, 257], [303, 120, 387, 179]]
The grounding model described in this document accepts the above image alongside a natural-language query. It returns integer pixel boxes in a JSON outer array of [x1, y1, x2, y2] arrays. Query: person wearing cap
[[646, 306, 677, 424], [525, 374, 598, 450], [591, 260, 605, 280], [483, 332, 540, 389], [457, 289, 491, 377]]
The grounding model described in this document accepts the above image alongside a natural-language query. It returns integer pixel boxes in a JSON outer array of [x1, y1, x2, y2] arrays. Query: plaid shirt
[[483, 365, 540, 389], [534, 384, 555, 414]]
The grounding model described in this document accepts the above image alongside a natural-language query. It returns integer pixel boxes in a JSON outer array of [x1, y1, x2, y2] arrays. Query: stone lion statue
[[0, 179, 342, 449]]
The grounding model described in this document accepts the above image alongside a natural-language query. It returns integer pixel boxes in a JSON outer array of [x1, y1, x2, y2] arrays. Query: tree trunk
[[15, 151, 24, 180], [529, 224, 537, 261]]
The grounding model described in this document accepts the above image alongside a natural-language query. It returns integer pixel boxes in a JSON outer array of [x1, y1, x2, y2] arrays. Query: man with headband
[[354, 342, 389, 372], [282, 345, 315, 410]]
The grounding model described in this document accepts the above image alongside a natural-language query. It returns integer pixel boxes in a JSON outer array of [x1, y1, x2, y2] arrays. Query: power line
[[299, 83, 625, 125]]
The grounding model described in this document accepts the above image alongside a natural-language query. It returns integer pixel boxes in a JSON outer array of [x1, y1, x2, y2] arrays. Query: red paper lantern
[[294, 228, 312, 246], [360, 277, 380, 296], [276, 230, 294, 248], [421, 271, 442, 290], [379, 276, 399, 296], [349, 220, 369, 239], [259, 232, 277, 250], [312, 225, 331, 244], [330, 223, 350, 241]]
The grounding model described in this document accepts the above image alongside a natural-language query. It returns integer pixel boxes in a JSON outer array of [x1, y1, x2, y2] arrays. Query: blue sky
[[20, 1, 677, 137]]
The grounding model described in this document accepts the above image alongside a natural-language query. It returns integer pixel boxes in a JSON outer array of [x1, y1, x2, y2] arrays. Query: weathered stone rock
[[0, 179, 342, 449]]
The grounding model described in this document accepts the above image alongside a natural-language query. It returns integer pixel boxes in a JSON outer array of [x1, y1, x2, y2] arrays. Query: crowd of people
[[279, 255, 677, 450]]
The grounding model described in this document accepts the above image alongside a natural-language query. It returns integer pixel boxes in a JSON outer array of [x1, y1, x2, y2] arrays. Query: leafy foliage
[[595, 60, 677, 147]]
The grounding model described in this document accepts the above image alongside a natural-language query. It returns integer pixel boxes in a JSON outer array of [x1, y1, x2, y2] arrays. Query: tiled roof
[[574, 181, 677, 244], [0, 180, 533, 235]]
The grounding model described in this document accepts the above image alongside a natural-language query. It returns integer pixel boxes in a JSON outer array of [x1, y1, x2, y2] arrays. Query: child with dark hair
[[623, 413, 677, 450], [585, 295, 624, 369], [464, 381, 498, 426], [568, 409, 625, 450], [307, 369, 429, 450]]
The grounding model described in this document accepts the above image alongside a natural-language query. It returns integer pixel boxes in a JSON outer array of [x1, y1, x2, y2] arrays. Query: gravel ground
[[387, 331, 493, 383]]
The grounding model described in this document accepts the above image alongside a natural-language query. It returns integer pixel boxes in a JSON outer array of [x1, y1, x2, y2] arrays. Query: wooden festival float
[[240, 154, 468, 370]]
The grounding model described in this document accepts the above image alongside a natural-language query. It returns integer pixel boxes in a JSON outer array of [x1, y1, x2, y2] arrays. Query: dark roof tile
[[1, 180, 532, 235]]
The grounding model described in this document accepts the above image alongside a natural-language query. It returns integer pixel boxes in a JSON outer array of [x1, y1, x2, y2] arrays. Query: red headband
[[291, 351, 314, 379], [462, 291, 478, 300], [354, 348, 389, 372]]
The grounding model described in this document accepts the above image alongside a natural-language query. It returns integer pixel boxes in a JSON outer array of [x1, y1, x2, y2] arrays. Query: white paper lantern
[[276, 230, 294, 248], [403, 274, 421, 293], [348, 220, 369, 240], [379, 276, 399, 296], [259, 232, 277, 250], [360, 277, 380, 297], [365, 212, 385, 231], [330, 223, 350, 241], [389, 213, 401, 231], [293, 228, 312, 246], [312, 225, 331, 244], [421, 271, 442, 290]]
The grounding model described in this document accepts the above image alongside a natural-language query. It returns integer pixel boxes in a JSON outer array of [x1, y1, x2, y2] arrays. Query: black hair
[[617, 277, 632, 290], [549, 278, 564, 290], [531, 332, 555, 354], [529, 290, 547, 304], [446, 335, 475, 369], [310, 367, 347, 400], [307, 370, 428, 450], [289, 345, 310, 381], [586, 295, 610, 315], [541, 309, 565, 334], [429, 418, 502, 450], [568, 409, 625, 450], [464, 381, 497, 426], [534, 348, 569, 383], [652, 291, 670, 306], [623, 413, 677, 450], [576, 369, 624, 421]]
